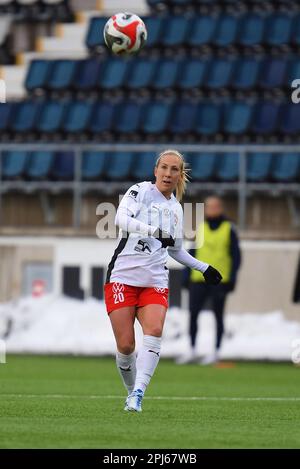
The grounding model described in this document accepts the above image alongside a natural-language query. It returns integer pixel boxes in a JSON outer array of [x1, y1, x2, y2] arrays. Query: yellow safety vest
[[190, 220, 232, 283]]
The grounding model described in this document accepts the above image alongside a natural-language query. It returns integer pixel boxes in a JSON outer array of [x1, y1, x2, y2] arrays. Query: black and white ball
[[104, 12, 147, 55]]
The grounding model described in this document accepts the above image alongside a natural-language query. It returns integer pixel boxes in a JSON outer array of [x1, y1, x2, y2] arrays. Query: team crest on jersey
[[112, 283, 125, 293], [154, 287, 166, 293]]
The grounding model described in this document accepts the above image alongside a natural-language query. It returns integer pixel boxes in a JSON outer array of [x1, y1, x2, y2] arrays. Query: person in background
[[177, 195, 241, 365]]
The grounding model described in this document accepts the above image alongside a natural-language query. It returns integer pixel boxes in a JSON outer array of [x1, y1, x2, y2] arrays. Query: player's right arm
[[115, 184, 174, 248]]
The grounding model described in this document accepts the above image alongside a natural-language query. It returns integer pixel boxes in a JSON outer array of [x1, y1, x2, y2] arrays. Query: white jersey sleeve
[[168, 204, 209, 273], [115, 183, 157, 237]]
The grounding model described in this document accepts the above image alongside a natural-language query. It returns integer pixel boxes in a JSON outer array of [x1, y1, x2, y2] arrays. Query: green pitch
[[1, 355, 300, 448]]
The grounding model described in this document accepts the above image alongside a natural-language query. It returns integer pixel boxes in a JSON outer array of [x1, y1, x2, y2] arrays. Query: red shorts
[[104, 282, 169, 314]]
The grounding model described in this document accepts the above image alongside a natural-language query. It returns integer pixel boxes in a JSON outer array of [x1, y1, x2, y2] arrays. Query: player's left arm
[[168, 245, 222, 285]]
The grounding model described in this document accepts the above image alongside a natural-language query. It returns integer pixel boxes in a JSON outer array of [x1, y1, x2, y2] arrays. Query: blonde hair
[[155, 149, 190, 202]]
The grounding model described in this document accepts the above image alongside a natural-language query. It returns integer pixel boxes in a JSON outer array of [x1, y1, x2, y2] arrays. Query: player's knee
[[145, 327, 163, 338], [117, 340, 135, 355]]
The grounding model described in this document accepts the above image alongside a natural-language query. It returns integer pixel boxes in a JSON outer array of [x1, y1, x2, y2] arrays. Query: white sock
[[116, 351, 137, 395], [134, 335, 162, 394]]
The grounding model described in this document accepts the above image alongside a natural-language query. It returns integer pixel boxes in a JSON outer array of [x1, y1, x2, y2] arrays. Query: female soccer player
[[104, 149, 222, 412]]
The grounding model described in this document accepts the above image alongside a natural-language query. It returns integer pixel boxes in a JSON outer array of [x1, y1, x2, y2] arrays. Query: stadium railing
[[0, 144, 300, 230]]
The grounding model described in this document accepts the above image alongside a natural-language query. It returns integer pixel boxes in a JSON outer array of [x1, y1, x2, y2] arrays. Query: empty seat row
[[25, 56, 300, 94], [86, 13, 300, 51], [0, 151, 156, 181], [1, 151, 299, 182], [147, 0, 290, 6], [1, 100, 300, 139], [188, 153, 300, 182], [0, 1, 74, 22]]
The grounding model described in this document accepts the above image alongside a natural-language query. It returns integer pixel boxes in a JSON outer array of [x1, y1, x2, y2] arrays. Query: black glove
[[153, 228, 175, 248], [203, 266, 222, 285], [224, 281, 235, 293]]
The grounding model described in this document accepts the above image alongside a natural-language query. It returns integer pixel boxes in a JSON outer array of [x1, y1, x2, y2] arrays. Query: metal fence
[[0, 143, 300, 230]]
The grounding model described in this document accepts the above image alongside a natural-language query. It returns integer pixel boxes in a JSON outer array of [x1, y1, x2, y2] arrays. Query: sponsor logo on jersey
[[112, 282, 125, 293], [129, 190, 138, 198], [134, 240, 152, 254]]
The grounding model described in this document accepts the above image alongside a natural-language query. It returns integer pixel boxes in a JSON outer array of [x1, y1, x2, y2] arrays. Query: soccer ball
[[104, 12, 147, 55]]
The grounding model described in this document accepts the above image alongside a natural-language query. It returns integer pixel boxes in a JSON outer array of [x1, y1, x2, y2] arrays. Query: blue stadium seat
[[25, 59, 52, 92], [11, 101, 40, 133], [279, 104, 300, 135], [258, 58, 287, 89], [194, 0, 219, 3], [189, 153, 217, 181], [147, 0, 165, 6], [126, 58, 157, 89], [131, 152, 156, 180], [161, 16, 189, 46], [142, 101, 173, 134], [247, 153, 273, 182], [86, 17, 107, 49], [216, 153, 239, 181], [169, 101, 197, 134], [98, 58, 129, 90], [42, 0, 74, 23], [292, 14, 300, 46], [36, 101, 66, 133], [82, 151, 107, 180], [142, 17, 164, 48], [2, 151, 29, 179], [251, 102, 280, 135], [115, 101, 143, 133], [152, 59, 181, 89], [232, 57, 260, 90], [26, 151, 54, 179], [265, 13, 292, 46], [213, 14, 238, 47], [52, 152, 74, 180], [238, 13, 265, 46], [62, 101, 93, 133], [187, 16, 216, 46], [194, 102, 221, 135], [89, 101, 115, 134], [288, 59, 300, 87], [0, 102, 13, 132], [47, 59, 78, 91], [74, 58, 102, 91], [223, 101, 253, 135], [170, 0, 190, 4], [205, 58, 234, 89], [177, 58, 208, 89], [272, 153, 300, 181], [106, 152, 133, 180]]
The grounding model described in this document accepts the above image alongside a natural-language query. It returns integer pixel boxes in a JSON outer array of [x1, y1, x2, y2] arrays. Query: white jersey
[[106, 181, 183, 288]]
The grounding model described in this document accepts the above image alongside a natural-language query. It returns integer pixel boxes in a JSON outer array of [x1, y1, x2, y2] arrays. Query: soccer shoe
[[175, 350, 197, 365], [200, 352, 219, 365], [124, 389, 144, 412]]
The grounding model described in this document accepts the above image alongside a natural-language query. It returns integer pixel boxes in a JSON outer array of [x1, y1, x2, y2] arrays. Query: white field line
[[1, 394, 300, 402]]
